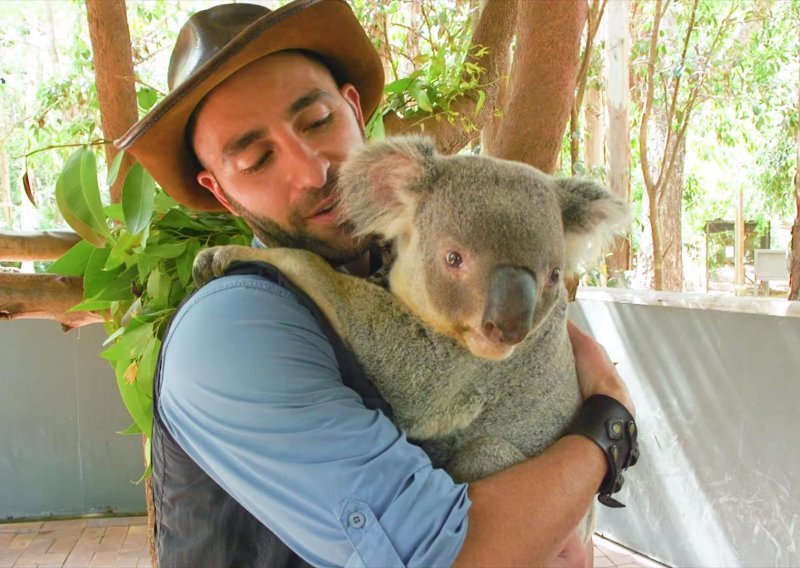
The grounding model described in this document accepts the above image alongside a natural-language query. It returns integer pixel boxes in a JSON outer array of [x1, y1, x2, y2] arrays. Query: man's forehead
[[192, 52, 338, 143]]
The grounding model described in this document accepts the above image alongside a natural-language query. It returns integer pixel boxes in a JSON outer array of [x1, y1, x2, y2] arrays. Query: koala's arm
[[194, 245, 478, 439]]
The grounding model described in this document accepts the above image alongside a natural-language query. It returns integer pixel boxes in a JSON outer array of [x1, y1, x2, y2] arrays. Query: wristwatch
[[565, 394, 640, 508]]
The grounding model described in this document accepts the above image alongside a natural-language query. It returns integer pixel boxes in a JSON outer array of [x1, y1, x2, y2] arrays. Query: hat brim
[[116, 0, 384, 211]]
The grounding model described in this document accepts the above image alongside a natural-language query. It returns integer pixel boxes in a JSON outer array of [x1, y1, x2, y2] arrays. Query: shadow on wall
[[571, 298, 800, 568], [0, 321, 145, 520]]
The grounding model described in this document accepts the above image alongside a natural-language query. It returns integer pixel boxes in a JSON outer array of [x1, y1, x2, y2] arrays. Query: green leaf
[[47, 239, 95, 276], [101, 320, 154, 361], [122, 163, 156, 235], [93, 264, 139, 301], [83, 247, 117, 297], [137, 87, 158, 112], [175, 240, 202, 286], [105, 230, 138, 271], [475, 89, 486, 117], [154, 190, 178, 213], [137, 336, 161, 395], [107, 150, 126, 187], [115, 358, 153, 438], [56, 153, 105, 247], [143, 242, 188, 259], [67, 298, 112, 313], [384, 76, 415, 94], [408, 81, 433, 112], [117, 422, 142, 436], [366, 111, 386, 141], [146, 269, 170, 306], [77, 148, 110, 236], [104, 203, 125, 222]]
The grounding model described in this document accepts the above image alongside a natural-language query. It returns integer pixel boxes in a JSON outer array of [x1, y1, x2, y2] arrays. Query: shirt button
[[348, 512, 366, 529]]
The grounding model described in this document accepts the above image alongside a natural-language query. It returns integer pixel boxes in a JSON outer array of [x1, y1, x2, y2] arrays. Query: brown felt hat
[[115, 0, 384, 211]]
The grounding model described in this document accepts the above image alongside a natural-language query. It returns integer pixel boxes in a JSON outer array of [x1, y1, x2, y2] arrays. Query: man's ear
[[338, 135, 437, 240], [197, 170, 238, 216], [555, 177, 629, 269], [339, 83, 365, 132]]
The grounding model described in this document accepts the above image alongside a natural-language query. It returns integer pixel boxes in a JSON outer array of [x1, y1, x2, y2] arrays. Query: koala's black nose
[[482, 266, 537, 346]]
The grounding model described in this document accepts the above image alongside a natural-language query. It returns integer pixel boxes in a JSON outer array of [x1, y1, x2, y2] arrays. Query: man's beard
[[221, 175, 370, 266]]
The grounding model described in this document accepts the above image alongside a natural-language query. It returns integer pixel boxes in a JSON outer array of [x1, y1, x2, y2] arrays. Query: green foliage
[[352, 0, 489, 139], [49, 146, 251, 447]]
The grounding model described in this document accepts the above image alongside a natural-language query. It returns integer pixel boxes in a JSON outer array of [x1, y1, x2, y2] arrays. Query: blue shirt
[[159, 273, 470, 567]]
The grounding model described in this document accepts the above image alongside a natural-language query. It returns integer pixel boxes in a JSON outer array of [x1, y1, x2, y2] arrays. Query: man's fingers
[[567, 321, 634, 416]]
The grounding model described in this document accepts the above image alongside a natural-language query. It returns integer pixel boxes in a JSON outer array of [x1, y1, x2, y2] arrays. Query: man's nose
[[282, 135, 330, 191]]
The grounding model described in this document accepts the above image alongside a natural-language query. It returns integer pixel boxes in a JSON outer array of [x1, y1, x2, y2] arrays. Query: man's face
[[193, 52, 369, 264]]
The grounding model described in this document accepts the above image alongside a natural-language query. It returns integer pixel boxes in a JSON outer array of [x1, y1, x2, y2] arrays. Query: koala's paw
[[192, 245, 257, 287]]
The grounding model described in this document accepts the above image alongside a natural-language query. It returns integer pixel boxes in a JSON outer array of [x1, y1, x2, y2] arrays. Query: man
[[117, 1, 637, 566]]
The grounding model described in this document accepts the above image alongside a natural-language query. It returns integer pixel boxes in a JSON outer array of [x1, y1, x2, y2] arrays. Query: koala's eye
[[445, 251, 463, 268], [549, 268, 561, 284]]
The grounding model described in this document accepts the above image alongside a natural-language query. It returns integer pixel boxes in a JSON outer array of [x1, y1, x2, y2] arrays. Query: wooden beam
[[0, 273, 104, 328], [0, 230, 81, 261]]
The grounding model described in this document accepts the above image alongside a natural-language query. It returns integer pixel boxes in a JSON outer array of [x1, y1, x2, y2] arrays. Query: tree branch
[[639, 0, 663, 194]]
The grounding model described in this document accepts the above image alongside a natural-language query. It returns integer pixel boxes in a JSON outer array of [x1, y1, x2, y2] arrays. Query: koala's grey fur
[[194, 136, 629, 540]]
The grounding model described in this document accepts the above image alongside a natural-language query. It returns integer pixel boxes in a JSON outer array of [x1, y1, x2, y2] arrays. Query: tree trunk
[[659, 129, 685, 292], [0, 231, 82, 261], [584, 84, 603, 169], [603, 0, 631, 277], [0, 273, 103, 328], [85, 0, 138, 203], [87, 3, 155, 563], [491, 0, 587, 172], [0, 142, 12, 229], [790, 22, 800, 301]]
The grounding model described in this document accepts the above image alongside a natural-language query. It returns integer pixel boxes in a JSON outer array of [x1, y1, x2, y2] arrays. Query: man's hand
[[567, 321, 635, 417]]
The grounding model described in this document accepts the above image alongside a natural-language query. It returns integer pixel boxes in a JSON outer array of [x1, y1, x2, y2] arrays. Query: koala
[[193, 136, 628, 543]]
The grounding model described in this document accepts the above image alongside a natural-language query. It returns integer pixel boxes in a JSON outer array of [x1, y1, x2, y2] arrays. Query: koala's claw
[[192, 245, 252, 287]]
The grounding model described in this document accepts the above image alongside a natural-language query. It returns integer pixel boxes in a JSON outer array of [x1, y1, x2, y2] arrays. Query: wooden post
[[0, 231, 81, 261]]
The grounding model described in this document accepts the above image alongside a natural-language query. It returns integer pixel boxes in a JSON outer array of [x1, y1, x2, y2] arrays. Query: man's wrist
[[564, 395, 640, 508]]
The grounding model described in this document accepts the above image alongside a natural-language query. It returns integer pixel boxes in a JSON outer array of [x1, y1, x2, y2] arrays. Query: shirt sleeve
[[159, 274, 470, 567]]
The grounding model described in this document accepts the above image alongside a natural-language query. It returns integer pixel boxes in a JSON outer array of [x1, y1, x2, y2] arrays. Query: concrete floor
[[0, 516, 665, 567]]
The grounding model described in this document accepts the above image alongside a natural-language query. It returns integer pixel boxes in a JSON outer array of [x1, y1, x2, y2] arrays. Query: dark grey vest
[[152, 261, 393, 567]]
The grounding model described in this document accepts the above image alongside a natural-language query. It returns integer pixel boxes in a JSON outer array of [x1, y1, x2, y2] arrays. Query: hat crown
[[167, 3, 271, 90]]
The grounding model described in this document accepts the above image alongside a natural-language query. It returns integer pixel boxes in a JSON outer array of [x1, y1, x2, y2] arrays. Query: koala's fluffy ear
[[338, 136, 437, 240], [555, 178, 630, 270]]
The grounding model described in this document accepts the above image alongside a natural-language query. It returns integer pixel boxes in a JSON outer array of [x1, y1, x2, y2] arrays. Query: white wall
[[0, 321, 145, 520], [572, 290, 800, 567]]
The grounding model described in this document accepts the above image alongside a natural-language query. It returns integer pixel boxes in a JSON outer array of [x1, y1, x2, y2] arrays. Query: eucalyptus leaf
[[105, 230, 138, 271], [67, 298, 113, 313], [117, 422, 143, 436], [77, 147, 111, 237], [144, 242, 188, 259], [83, 247, 117, 297], [93, 264, 139, 301], [122, 163, 156, 234], [55, 156, 105, 247], [107, 150, 126, 187], [101, 321, 155, 362], [384, 76, 415, 94], [115, 358, 153, 438], [409, 81, 433, 112], [47, 239, 95, 276], [137, 336, 161, 395]]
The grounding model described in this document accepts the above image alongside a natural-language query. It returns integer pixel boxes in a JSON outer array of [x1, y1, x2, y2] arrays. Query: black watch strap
[[566, 394, 640, 508]]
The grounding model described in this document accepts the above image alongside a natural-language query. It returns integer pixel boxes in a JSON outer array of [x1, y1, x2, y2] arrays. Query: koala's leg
[[194, 245, 371, 336], [446, 436, 526, 483]]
